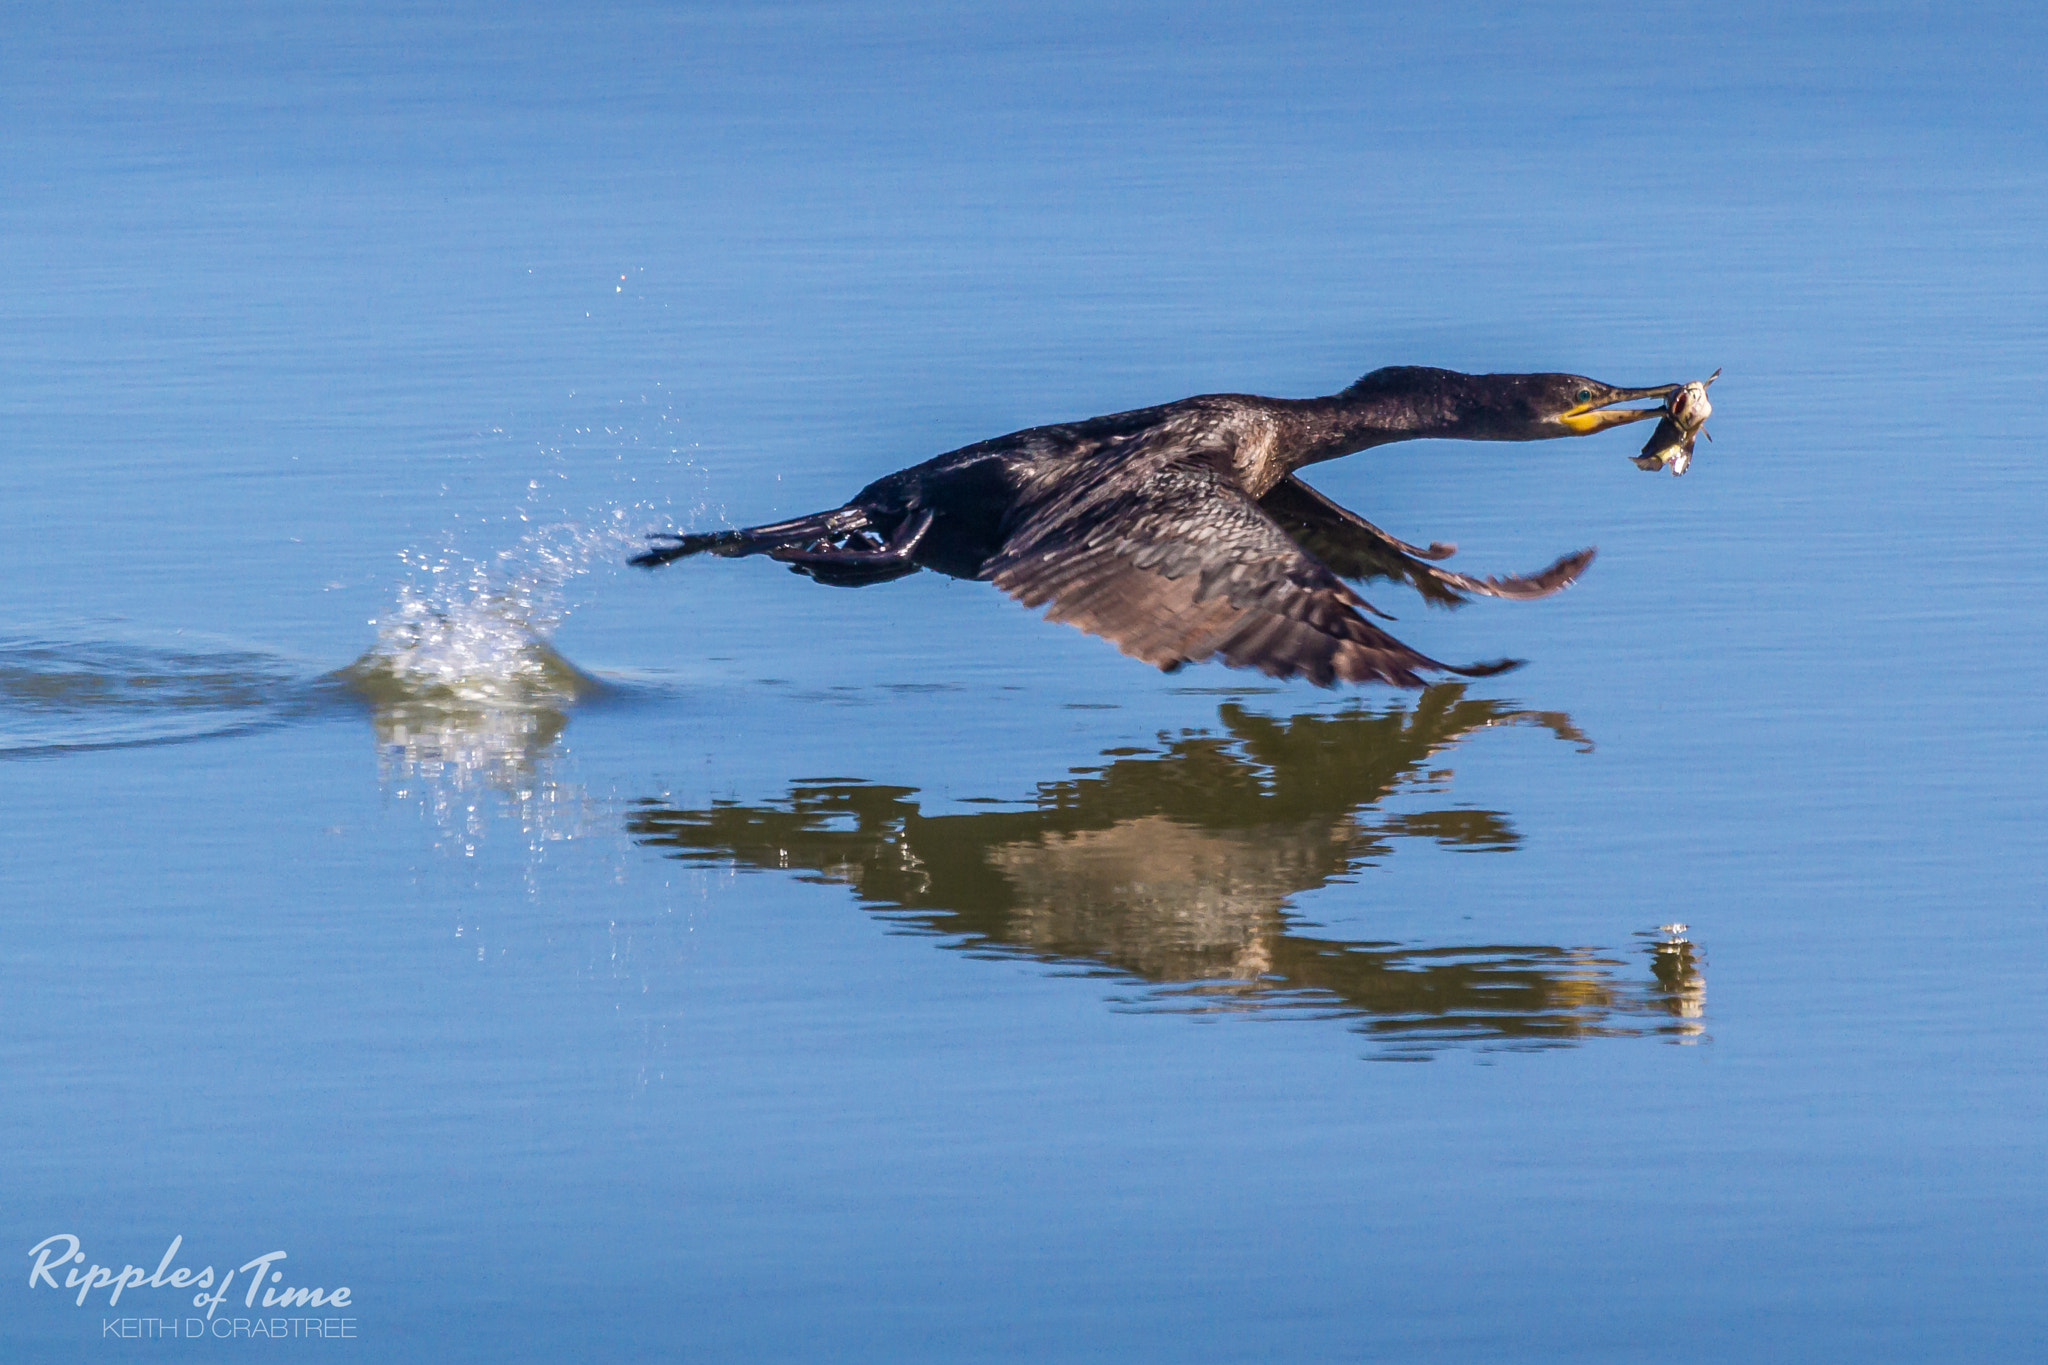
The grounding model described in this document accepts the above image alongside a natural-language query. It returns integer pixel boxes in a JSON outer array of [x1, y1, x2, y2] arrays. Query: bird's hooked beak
[[1556, 382, 1685, 436]]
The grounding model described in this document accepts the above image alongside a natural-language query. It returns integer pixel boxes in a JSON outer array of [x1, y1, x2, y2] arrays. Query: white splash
[[344, 510, 645, 851], [355, 514, 637, 708]]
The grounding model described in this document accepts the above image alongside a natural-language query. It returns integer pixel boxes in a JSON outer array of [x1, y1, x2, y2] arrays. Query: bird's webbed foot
[[771, 509, 935, 587]]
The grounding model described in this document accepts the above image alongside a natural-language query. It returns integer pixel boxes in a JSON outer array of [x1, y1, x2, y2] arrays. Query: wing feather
[[986, 453, 1516, 688], [1259, 475, 1594, 609]]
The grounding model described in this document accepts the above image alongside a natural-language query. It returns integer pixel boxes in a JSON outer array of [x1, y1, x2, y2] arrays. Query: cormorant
[[632, 367, 1684, 686]]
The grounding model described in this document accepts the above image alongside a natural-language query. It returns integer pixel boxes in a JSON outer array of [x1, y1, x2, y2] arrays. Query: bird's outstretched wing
[[985, 456, 1516, 688], [1258, 475, 1594, 610]]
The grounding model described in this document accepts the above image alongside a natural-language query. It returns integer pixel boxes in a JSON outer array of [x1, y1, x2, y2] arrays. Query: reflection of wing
[[1259, 475, 1594, 609], [987, 454, 1514, 687], [622, 700, 1705, 1053]]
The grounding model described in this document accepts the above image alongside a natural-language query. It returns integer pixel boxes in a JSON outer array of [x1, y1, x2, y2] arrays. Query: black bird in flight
[[632, 367, 1684, 686]]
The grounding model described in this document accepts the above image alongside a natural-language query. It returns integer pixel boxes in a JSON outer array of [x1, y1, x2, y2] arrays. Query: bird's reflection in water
[[629, 687, 1706, 1055]]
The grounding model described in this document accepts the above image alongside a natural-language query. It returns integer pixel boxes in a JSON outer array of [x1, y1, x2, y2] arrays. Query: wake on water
[[0, 512, 649, 770]]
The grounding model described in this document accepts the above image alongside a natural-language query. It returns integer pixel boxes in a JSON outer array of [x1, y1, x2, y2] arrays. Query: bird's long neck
[[1278, 367, 1495, 473]]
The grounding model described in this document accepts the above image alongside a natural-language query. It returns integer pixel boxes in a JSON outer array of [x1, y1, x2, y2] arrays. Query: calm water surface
[[4, 2, 2045, 1360]]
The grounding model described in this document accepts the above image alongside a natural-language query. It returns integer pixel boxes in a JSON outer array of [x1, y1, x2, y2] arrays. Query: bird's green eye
[[1576, 388, 1592, 402]]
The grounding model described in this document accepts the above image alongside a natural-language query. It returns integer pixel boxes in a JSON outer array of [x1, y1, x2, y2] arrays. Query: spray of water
[[343, 508, 653, 849], [348, 513, 642, 707]]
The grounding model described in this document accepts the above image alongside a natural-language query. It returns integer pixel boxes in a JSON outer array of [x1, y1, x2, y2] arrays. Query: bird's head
[[1338, 367, 1684, 444], [1487, 373, 1682, 440]]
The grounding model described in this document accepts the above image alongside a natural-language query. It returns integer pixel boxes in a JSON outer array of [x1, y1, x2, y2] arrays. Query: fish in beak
[[1634, 369, 1721, 475]]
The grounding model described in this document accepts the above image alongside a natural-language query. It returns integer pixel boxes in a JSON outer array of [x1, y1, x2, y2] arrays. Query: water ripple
[[0, 514, 643, 767], [0, 632, 335, 757]]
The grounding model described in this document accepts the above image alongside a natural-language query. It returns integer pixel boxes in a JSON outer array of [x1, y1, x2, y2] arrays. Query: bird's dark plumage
[[632, 367, 1682, 686]]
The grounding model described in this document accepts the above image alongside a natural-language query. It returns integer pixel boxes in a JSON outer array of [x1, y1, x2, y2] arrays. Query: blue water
[[5, 2, 2046, 1360]]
